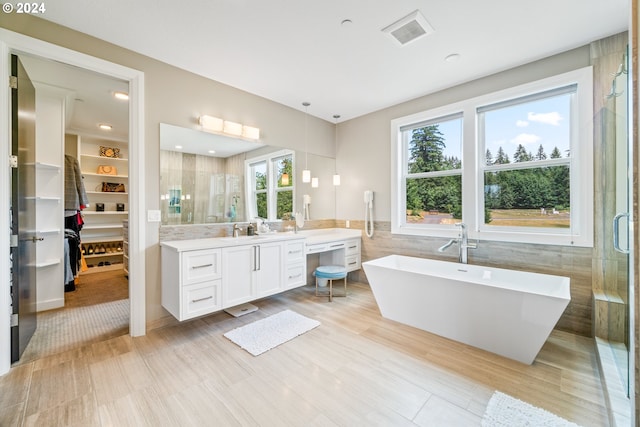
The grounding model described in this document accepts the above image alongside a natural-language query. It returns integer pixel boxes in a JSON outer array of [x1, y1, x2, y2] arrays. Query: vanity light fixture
[[242, 125, 260, 140], [223, 120, 243, 136], [199, 115, 260, 140], [333, 114, 341, 186], [98, 123, 112, 131], [199, 115, 224, 132], [302, 102, 311, 183], [311, 177, 319, 188], [113, 91, 129, 101]]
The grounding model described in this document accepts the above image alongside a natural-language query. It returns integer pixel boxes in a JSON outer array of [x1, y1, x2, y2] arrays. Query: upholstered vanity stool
[[314, 265, 347, 302]]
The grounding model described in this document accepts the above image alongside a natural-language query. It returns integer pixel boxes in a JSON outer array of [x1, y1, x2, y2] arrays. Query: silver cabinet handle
[[330, 243, 345, 248], [613, 212, 630, 254], [289, 273, 302, 279], [288, 250, 302, 254], [192, 296, 213, 303], [191, 263, 213, 269]]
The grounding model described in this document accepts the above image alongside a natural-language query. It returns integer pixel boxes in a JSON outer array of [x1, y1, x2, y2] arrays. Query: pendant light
[[333, 114, 341, 186], [302, 102, 311, 183]]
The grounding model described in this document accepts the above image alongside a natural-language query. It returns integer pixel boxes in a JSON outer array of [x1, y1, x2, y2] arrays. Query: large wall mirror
[[159, 123, 336, 225]]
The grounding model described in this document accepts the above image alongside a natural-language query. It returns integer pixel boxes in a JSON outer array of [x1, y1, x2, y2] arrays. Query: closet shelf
[[81, 224, 123, 230], [83, 211, 129, 215], [27, 196, 61, 201], [86, 191, 129, 196], [81, 236, 123, 244], [82, 172, 128, 179], [36, 259, 61, 268], [35, 162, 61, 171], [81, 154, 128, 162], [83, 253, 123, 259]]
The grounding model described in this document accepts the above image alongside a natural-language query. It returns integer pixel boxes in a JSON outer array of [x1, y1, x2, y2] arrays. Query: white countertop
[[160, 228, 361, 252], [296, 228, 362, 245], [160, 232, 303, 252]]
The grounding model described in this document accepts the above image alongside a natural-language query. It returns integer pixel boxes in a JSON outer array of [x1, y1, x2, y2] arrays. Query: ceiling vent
[[382, 10, 434, 46]]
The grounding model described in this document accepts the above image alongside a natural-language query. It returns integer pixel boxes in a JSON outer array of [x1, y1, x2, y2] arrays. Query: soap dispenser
[[247, 223, 255, 236]]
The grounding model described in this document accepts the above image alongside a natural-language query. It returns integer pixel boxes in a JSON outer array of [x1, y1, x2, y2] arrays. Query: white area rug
[[223, 309, 320, 356], [482, 391, 582, 427]]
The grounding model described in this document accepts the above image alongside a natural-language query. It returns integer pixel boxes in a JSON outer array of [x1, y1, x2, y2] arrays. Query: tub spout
[[437, 239, 457, 252]]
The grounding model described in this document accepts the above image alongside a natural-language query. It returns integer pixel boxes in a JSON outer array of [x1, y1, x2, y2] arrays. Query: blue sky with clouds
[[434, 93, 571, 162]]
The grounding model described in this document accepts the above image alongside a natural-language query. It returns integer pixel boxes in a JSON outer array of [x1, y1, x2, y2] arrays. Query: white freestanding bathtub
[[362, 255, 570, 364]]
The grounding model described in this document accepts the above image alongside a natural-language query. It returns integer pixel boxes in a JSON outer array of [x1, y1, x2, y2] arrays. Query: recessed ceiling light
[[445, 53, 461, 62], [208, 150, 216, 154], [175, 145, 182, 150], [113, 91, 129, 100], [98, 123, 112, 130], [341, 19, 353, 26]]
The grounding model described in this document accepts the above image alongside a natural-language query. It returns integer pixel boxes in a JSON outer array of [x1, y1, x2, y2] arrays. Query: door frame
[[0, 28, 146, 375]]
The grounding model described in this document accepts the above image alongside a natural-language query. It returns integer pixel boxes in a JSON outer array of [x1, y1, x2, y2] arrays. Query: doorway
[[16, 54, 131, 362], [0, 28, 146, 374]]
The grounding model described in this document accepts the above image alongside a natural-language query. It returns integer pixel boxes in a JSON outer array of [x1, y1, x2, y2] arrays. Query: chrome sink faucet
[[437, 222, 477, 264]]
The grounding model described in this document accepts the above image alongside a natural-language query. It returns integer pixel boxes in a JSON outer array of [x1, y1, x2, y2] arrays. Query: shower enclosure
[[595, 46, 634, 426]]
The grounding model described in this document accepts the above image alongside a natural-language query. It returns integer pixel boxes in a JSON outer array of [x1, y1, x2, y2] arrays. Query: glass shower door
[[606, 50, 631, 397]]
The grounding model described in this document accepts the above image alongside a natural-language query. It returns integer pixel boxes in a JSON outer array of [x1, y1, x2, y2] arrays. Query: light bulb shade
[[311, 177, 319, 188], [302, 169, 311, 183], [281, 173, 289, 186], [199, 115, 224, 132], [223, 120, 243, 136], [242, 125, 260, 140], [333, 174, 341, 186]]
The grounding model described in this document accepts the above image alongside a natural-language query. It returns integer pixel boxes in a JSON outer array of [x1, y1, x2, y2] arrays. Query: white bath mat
[[482, 391, 582, 427], [223, 309, 320, 356]]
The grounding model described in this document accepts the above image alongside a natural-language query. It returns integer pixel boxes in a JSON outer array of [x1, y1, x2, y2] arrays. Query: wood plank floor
[[0, 282, 609, 426]]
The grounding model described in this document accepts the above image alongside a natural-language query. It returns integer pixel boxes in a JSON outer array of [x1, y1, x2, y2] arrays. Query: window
[[391, 67, 593, 246], [246, 149, 295, 221], [403, 114, 463, 227]]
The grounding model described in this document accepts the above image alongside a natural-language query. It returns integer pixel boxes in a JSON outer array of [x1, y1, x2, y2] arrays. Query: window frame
[[391, 66, 593, 247], [245, 149, 295, 221]]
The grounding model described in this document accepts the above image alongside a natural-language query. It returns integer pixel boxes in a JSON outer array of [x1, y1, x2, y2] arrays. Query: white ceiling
[[33, 0, 628, 124]]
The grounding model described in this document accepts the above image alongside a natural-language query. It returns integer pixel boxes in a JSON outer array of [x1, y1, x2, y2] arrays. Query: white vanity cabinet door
[[182, 280, 221, 319], [284, 239, 306, 289], [182, 249, 222, 285], [161, 247, 222, 321], [222, 245, 254, 307], [344, 238, 361, 272], [255, 241, 284, 298]]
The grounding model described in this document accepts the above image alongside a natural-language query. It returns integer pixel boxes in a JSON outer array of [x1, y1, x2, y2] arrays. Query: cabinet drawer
[[285, 241, 305, 262], [182, 280, 221, 320], [306, 243, 328, 254], [345, 254, 360, 272], [345, 239, 360, 256], [285, 263, 306, 288], [182, 249, 222, 285]]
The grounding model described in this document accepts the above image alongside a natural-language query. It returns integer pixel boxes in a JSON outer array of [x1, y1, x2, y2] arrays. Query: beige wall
[[333, 43, 602, 338], [0, 14, 625, 338], [335, 46, 591, 221], [0, 14, 335, 324]]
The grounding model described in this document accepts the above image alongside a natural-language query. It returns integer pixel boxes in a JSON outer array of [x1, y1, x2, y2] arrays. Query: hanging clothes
[[64, 228, 80, 292], [64, 155, 88, 291], [64, 154, 89, 212]]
